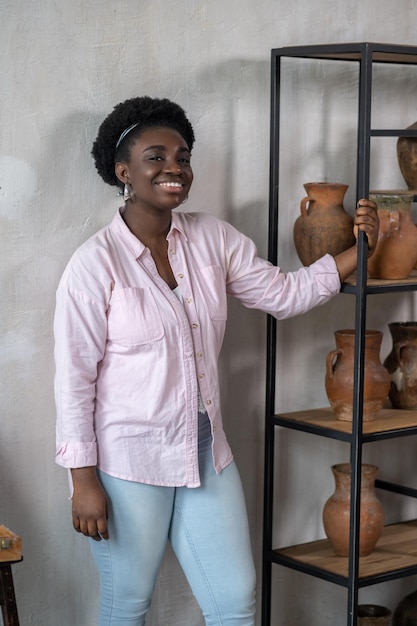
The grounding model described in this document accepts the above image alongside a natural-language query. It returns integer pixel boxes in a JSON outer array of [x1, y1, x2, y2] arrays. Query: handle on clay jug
[[394, 340, 416, 368], [300, 196, 311, 218], [326, 349, 343, 379]]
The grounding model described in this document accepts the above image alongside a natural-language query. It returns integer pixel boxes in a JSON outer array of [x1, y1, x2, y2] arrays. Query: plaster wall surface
[[1, 1, 417, 624]]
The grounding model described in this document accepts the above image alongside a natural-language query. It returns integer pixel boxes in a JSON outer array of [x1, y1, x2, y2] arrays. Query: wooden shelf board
[[344, 271, 417, 288], [274, 520, 417, 579], [275, 407, 417, 435]]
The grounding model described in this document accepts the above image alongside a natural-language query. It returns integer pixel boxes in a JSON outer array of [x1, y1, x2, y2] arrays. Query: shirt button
[[186, 298, 192, 304], [178, 273, 184, 279], [196, 352, 203, 358], [212, 426, 216, 433], [192, 323, 198, 329], [169, 249, 175, 255], [206, 400, 212, 406], [199, 373, 205, 379]]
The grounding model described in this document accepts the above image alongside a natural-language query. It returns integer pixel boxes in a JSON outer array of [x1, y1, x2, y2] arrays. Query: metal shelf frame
[[262, 42, 417, 626], [272, 414, 417, 443]]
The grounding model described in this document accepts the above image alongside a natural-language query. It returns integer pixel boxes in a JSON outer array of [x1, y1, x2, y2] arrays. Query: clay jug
[[397, 121, 417, 190], [367, 192, 417, 279], [357, 605, 392, 626], [393, 590, 417, 626], [293, 182, 356, 266], [383, 321, 417, 409], [325, 329, 390, 422], [322, 463, 385, 557]]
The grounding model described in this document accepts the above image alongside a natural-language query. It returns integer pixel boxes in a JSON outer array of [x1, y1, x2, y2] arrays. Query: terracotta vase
[[383, 321, 417, 409], [293, 182, 356, 266], [397, 121, 417, 191], [358, 605, 392, 626], [325, 329, 390, 422], [322, 463, 385, 557], [367, 192, 417, 279], [393, 590, 417, 626]]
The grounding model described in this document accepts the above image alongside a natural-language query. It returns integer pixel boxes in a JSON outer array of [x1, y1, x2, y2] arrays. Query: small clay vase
[[368, 192, 417, 279], [358, 604, 392, 626], [397, 121, 417, 190], [393, 590, 417, 626], [325, 329, 390, 422], [383, 322, 417, 409], [322, 463, 385, 557], [293, 182, 356, 266]]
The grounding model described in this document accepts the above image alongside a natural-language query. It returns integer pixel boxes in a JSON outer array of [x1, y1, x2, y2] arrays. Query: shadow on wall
[[192, 59, 273, 621], [196, 57, 270, 226]]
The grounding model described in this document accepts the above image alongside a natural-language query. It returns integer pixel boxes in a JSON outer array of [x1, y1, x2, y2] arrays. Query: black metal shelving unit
[[262, 42, 417, 626]]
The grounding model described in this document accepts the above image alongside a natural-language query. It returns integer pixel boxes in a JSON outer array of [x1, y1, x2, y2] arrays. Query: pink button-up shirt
[[54, 208, 340, 487]]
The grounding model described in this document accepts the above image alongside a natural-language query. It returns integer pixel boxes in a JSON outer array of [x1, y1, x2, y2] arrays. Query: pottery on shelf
[[393, 590, 417, 626], [357, 604, 392, 626], [322, 463, 385, 557], [293, 182, 356, 266], [383, 321, 417, 409], [325, 329, 390, 422], [367, 191, 417, 279], [397, 121, 417, 190]]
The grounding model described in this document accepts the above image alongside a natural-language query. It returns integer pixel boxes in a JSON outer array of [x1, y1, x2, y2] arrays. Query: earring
[[123, 183, 131, 202]]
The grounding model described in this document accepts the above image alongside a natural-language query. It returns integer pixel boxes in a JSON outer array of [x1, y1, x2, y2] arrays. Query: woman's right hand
[[71, 467, 109, 541]]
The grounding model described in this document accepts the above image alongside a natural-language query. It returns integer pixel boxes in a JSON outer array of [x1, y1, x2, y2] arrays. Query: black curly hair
[[91, 96, 195, 188]]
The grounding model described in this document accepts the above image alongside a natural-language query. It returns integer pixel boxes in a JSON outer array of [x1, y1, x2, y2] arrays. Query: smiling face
[[115, 126, 193, 214]]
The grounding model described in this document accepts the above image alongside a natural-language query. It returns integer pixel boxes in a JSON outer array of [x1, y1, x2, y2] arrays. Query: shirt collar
[[111, 207, 146, 259], [111, 208, 189, 259], [169, 211, 189, 242]]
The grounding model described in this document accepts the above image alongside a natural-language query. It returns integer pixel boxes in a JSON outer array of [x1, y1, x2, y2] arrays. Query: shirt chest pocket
[[197, 265, 227, 321], [107, 287, 164, 346]]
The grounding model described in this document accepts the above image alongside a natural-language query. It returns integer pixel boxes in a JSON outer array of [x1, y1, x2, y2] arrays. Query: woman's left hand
[[354, 199, 379, 257]]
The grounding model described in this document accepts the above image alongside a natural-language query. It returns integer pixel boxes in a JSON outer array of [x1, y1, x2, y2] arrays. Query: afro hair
[[91, 96, 195, 188]]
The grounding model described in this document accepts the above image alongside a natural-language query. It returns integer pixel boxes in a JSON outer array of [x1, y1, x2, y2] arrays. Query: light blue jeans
[[89, 413, 256, 625]]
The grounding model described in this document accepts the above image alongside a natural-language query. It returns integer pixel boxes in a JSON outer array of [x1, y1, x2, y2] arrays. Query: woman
[[54, 96, 379, 626]]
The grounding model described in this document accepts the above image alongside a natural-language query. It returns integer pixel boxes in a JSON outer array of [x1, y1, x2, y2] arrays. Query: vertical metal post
[[0, 564, 20, 626], [347, 43, 373, 626], [261, 50, 281, 626]]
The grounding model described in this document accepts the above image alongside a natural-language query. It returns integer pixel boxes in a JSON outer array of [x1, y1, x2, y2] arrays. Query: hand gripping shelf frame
[[262, 42, 417, 626]]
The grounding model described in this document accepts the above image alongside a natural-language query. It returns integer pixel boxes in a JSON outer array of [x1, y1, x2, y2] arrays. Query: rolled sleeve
[[55, 441, 97, 468], [309, 254, 341, 297]]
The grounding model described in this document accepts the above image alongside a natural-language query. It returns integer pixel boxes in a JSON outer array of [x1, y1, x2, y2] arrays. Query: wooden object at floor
[[0, 525, 22, 626]]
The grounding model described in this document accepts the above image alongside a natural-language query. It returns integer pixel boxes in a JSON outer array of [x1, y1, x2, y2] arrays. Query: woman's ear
[[115, 162, 129, 185]]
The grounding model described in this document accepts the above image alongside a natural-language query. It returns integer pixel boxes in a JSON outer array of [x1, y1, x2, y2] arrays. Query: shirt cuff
[[310, 254, 341, 296], [55, 442, 97, 468]]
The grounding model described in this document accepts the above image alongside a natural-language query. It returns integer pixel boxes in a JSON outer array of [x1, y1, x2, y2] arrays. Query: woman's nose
[[164, 159, 182, 174]]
